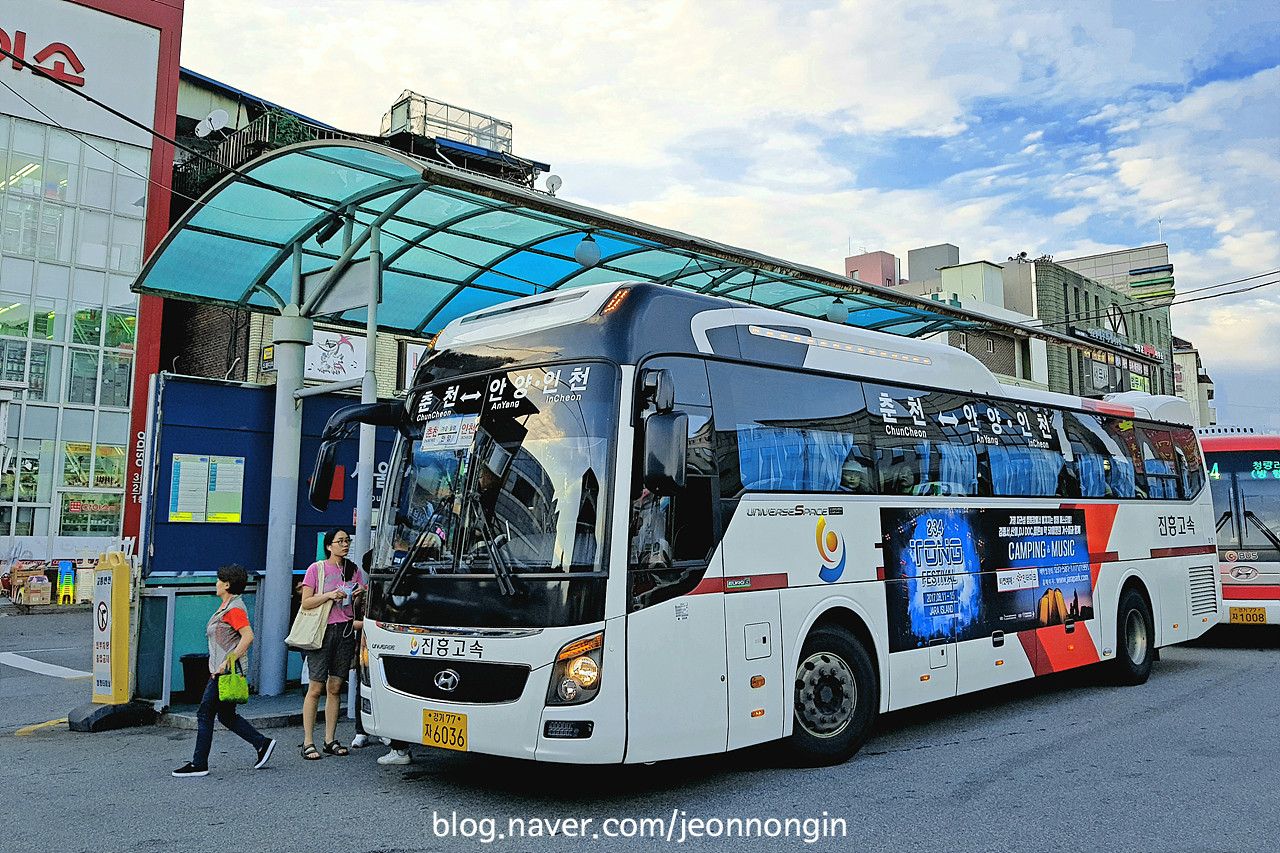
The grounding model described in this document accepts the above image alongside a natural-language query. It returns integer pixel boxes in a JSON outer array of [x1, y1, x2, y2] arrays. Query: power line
[[1037, 273, 1280, 330]]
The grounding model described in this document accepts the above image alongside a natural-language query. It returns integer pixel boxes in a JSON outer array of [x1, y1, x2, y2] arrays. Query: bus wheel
[[1114, 587, 1154, 685], [790, 625, 877, 766]]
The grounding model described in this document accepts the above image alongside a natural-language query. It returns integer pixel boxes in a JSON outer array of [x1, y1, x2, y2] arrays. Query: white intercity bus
[[311, 281, 1219, 765], [1199, 429, 1280, 625]]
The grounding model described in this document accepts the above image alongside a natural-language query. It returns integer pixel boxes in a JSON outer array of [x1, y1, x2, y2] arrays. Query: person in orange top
[[172, 564, 275, 777]]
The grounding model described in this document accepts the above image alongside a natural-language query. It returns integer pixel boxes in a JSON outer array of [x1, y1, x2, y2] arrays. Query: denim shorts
[[306, 621, 357, 682]]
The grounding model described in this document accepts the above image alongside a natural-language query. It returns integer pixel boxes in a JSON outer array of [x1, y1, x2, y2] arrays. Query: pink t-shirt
[[302, 559, 364, 625]]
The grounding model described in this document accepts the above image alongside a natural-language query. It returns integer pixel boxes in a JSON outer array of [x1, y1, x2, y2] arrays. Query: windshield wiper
[[467, 492, 522, 597], [1243, 509, 1280, 552]]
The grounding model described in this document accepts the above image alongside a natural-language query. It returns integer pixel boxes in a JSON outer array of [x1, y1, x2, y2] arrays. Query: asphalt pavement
[[3, 600, 1279, 853]]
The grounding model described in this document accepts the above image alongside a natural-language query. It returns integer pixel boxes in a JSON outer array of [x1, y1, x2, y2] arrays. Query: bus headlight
[[547, 632, 603, 706]]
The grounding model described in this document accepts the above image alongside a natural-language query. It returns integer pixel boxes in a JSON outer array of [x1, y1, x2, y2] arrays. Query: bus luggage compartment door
[[724, 590, 783, 751], [624, 593, 727, 763]]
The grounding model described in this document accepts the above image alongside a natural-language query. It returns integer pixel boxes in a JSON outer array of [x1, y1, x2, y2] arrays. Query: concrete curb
[[159, 703, 305, 730], [6, 603, 93, 615]]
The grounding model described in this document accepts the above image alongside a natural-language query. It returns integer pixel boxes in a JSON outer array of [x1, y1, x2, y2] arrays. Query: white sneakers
[[377, 748, 411, 765], [352, 734, 390, 749]]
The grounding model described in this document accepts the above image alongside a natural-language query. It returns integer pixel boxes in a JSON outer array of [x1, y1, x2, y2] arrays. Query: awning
[[133, 139, 1067, 343]]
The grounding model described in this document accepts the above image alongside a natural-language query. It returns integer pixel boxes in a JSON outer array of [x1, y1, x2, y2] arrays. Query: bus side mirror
[[641, 368, 675, 413], [308, 401, 406, 511], [309, 440, 341, 511], [643, 411, 687, 494]]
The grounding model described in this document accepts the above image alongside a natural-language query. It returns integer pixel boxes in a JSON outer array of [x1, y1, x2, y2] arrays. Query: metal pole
[[349, 227, 380, 719], [353, 225, 380, 564], [258, 246, 314, 696]]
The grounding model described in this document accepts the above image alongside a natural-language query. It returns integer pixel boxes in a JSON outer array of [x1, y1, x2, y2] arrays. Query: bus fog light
[[557, 678, 579, 702], [544, 720, 594, 739]]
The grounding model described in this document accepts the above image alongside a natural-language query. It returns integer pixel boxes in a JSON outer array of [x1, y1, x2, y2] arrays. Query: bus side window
[[629, 356, 717, 612], [1171, 427, 1204, 497], [706, 360, 874, 498], [1139, 427, 1180, 500]]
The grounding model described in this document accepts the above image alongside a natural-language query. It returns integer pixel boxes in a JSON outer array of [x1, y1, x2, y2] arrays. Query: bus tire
[[1114, 587, 1154, 685], [789, 625, 877, 766]]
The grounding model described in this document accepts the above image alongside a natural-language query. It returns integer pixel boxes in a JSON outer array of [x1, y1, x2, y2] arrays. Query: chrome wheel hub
[[795, 651, 855, 738]]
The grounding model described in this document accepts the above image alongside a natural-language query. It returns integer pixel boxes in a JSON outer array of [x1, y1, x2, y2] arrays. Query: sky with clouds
[[180, 0, 1280, 427]]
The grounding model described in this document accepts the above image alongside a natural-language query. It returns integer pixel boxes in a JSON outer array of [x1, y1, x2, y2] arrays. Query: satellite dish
[[545, 175, 562, 196], [195, 109, 230, 138]]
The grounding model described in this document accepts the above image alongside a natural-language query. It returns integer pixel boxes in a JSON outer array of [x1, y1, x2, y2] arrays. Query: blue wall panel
[[144, 375, 392, 577]]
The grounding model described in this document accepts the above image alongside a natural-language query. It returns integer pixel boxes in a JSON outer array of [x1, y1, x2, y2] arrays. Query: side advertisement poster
[[881, 507, 1094, 652]]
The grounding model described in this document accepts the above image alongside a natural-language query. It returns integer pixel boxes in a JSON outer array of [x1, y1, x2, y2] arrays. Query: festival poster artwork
[[985, 509, 1093, 634], [881, 508, 982, 653], [882, 507, 1092, 653]]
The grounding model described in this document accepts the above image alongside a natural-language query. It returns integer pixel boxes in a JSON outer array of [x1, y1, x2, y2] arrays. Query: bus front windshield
[[375, 363, 615, 597], [1209, 450, 1280, 557]]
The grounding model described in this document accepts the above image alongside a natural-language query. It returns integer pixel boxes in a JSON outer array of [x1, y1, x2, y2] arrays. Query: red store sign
[[0, 27, 85, 86]]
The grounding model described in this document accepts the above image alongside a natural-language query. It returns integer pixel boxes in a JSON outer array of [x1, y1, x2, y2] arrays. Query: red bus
[[1201, 428, 1280, 624]]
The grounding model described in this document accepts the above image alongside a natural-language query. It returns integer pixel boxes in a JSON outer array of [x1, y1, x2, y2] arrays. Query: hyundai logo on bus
[[434, 669, 461, 692]]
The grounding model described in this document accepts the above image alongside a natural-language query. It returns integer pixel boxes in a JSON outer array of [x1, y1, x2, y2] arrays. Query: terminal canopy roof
[[135, 140, 1029, 340]]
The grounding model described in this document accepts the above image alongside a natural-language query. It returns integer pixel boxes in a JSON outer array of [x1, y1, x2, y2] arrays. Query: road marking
[[15, 718, 67, 737], [0, 652, 91, 679]]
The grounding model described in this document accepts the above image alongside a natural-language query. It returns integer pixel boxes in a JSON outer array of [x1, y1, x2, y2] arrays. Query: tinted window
[[708, 361, 874, 497], [1138, 427, 1181, 499], [1171, 427, 1205, 498], [866, 384, 982, 497], [978, 399, 1067, 497]]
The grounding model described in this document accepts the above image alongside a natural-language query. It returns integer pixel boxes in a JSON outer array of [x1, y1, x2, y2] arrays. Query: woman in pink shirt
[[298, 528, 364, 760]]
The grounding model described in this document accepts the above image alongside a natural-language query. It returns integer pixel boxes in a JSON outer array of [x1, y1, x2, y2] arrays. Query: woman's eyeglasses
[[332, 537, 351, 545]]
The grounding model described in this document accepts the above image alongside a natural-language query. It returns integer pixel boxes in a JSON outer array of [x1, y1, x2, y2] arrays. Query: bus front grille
[[381, 656, 531, 703]]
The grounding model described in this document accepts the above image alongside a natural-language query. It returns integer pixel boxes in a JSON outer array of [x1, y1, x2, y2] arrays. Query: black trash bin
[[179, 653, 210, 704]]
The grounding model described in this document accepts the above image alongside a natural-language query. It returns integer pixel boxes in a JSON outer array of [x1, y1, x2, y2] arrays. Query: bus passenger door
[[625, 359, 727, 763], [723, 589, 783, 750]]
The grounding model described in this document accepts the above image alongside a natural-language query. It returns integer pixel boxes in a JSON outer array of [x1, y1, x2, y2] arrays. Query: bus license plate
[[1230, 607, 1267, 625], [423, 710, 468, 751]]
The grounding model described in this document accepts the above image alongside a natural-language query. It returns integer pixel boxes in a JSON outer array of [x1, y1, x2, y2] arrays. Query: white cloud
[[176, 0, 1280, 423]]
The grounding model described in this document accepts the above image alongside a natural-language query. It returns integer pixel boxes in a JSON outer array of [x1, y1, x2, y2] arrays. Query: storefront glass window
[[94, 445, 126, 489], [72, 307, 102, 344], [26, 344, 62, 402], [16, 506, 47, 537], [0, 298, 30, 337], [68, 349, 99, 404], [104, 310, 135, 348], [1, 338, 26, 387], [62, 441, 94, 487], [58, 492, 122, 537], [101, 354, 132, 407], [0, 460, 13, 502]]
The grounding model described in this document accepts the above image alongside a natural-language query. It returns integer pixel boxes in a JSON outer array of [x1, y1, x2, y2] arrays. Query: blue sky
[[183, 0, 1280, 426]]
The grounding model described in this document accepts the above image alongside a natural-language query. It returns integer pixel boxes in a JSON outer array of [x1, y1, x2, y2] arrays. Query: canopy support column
[[353, 226, 381, 571], [259, 246, 313, 696]]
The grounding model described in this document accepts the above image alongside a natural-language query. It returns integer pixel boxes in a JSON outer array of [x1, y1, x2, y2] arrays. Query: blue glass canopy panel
[[133, 140, 1004, 342]]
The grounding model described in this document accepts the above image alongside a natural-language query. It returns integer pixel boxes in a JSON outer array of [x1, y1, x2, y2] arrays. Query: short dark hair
[[217, 564, 249, 595]]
